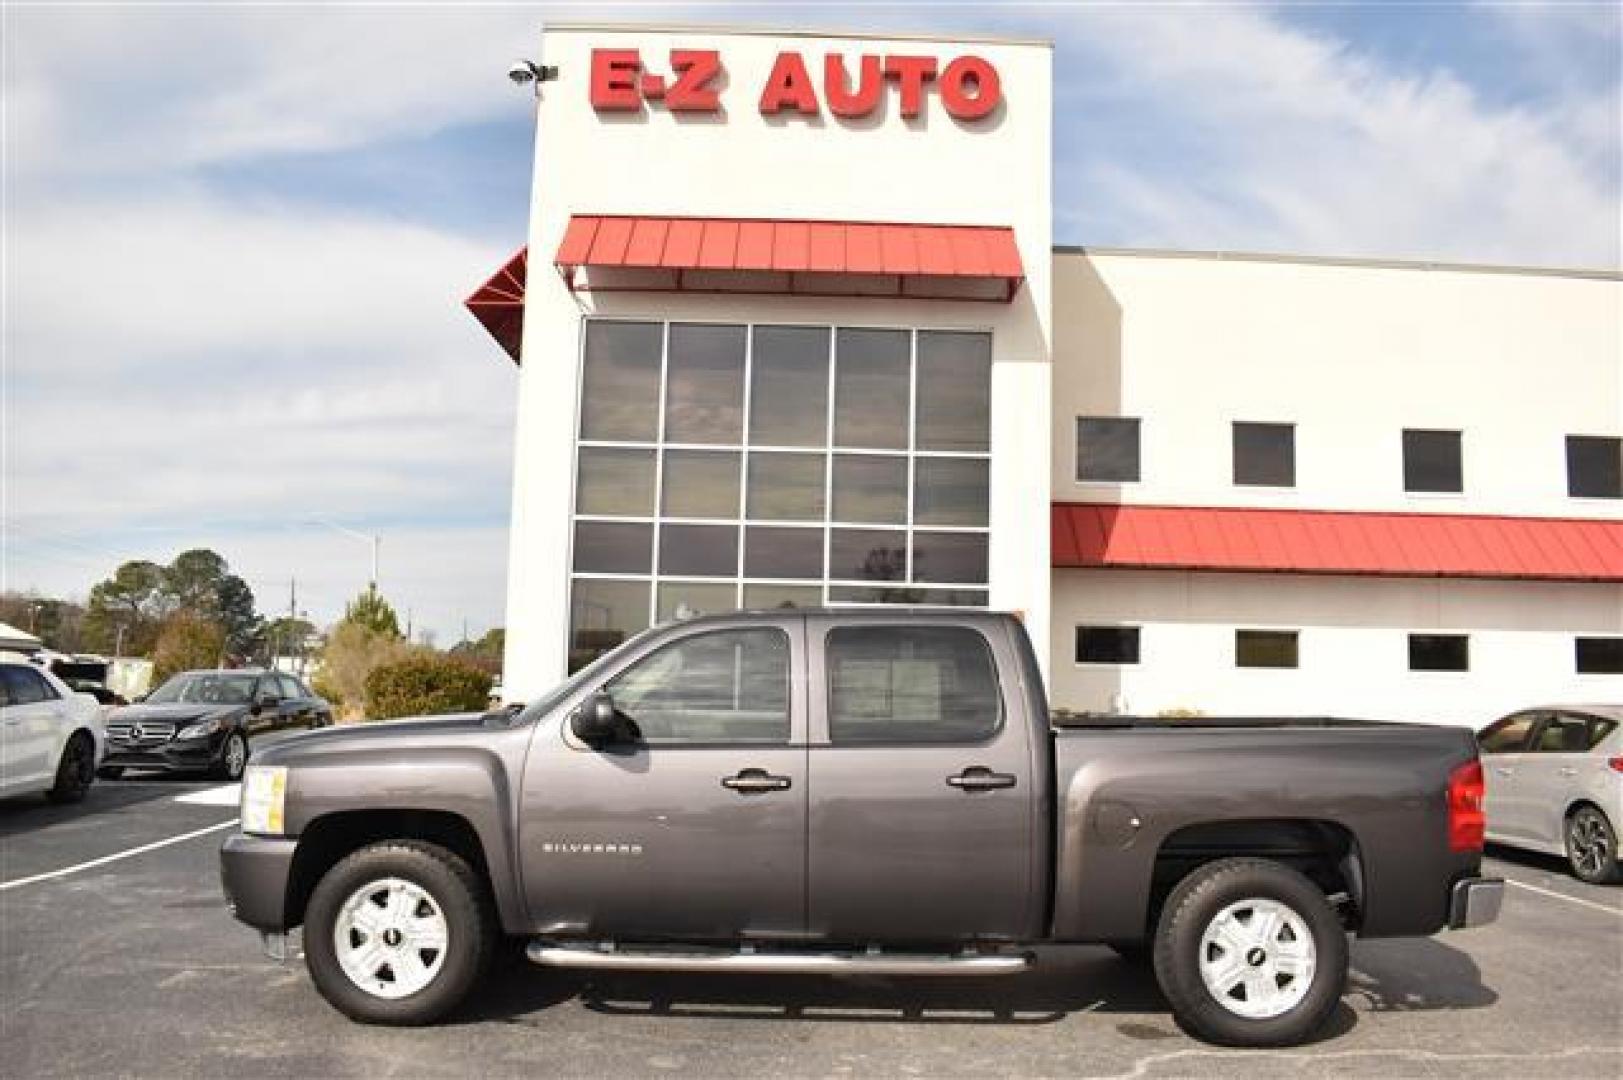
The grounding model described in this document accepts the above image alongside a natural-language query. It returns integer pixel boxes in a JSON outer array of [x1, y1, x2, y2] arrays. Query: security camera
[[508, 60, 558, 88]]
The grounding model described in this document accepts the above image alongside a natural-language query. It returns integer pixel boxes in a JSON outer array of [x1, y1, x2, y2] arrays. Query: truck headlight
[[240, 765, 288, 836]]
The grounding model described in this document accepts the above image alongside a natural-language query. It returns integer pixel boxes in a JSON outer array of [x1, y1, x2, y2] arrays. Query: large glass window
[[579, 322, 662, 442], [826, 626, 1000, 744], [569, 321, 993, 670]]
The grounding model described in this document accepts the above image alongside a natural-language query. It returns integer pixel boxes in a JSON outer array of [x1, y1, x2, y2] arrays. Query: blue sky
[[3, 2, 1619, 645]]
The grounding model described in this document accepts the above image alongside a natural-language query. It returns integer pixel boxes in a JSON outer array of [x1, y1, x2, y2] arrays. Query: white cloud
[[1050, 7, 1620, 267]]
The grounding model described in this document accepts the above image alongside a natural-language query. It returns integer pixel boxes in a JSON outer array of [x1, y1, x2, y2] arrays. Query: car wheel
[[213, 731, 248, 781], [46, 732, 95, 804], [97, 766, 125, 780], [303, 841, 495, 1025], [1152, 857, 1347, 1047], [1566, 806, 1622, 885]]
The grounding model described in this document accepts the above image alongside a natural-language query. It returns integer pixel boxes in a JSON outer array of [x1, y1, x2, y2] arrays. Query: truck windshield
[[146, 673, 258, 705]]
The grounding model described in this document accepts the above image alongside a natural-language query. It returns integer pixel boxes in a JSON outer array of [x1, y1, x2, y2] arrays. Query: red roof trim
[[464, 247, 527, 365], [551, 215, 1025, 302], [1052, 503, 1623, 582]]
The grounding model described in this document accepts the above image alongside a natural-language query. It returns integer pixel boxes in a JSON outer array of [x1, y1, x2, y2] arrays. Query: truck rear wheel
[[303, 840, 495, 1025], [1152, 857, 1346, 1047]]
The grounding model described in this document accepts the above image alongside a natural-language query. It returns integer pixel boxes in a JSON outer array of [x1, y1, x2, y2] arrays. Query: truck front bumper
[[1448, 876, 1504, 929], [219, 831, 298, 931]]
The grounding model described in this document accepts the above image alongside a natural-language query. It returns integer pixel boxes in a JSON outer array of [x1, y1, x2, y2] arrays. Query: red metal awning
[[1052, 503, 1623, 582], [554, 215, 1025, 302], [465, 248, 527, 365]]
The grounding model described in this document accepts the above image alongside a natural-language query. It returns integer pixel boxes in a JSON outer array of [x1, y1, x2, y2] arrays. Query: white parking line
[[0, 819, 238, 891], [173, 784, 241, 807], [1504, 877, 1622, 916]]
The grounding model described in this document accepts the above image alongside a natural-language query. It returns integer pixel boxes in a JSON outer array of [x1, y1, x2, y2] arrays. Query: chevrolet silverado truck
[[220, 610, 1501, 1046]]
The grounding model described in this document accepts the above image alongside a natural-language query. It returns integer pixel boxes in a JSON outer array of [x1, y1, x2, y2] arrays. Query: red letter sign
[[759, 51, 820, 115], [940, 55, 1001, 120], [590, 49, 642, 111], [824, 54, 882, 118], [883, 55, 938, 119], [667, 49, 722, 111]]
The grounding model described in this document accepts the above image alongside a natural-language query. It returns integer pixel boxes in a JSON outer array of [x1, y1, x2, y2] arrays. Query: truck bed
[[1051, 712, 1417, 730]]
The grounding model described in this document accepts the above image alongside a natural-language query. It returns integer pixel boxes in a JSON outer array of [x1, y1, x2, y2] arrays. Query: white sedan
[[1479, 704, 1623, 884], [0, 652, 106, 803]]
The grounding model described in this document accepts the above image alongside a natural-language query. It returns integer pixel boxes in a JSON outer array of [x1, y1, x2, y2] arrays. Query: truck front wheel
[[1152, 858, 1347, 1047], [303, 840, 495, 1025]]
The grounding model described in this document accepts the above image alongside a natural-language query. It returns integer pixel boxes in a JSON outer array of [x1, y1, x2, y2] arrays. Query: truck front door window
[[605, 628, 790, 744]]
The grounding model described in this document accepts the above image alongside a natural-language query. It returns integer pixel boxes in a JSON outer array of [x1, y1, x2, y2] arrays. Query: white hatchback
[[1479, 705, 1623, 885], [0, 652, 106, 802]]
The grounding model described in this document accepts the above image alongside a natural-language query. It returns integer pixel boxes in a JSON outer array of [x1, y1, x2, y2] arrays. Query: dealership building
[[469, 24, 1623, 725]]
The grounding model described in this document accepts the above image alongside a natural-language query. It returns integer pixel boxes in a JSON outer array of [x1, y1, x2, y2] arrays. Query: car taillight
[[1448, 759, 1486, 853], [1608, 757, 1623, 774]]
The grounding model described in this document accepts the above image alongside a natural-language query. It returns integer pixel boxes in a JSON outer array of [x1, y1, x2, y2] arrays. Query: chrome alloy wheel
[[224, 734, 247, 778], [1569, 810, 1612, 880], [1197, 897, 1317, 1020], [333, 878, 450, 999]]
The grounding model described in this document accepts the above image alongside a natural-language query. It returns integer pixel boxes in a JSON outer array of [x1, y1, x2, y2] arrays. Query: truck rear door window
[[826, 626, 1000, 744], [605, 628, 790, 745]]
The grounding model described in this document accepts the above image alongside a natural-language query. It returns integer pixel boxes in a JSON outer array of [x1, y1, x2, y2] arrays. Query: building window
[[1076, 626, 1140, 665], [1236, 630, 1299, 669], [1576, 637, 1623, 675], [1567, 436, 1622, 499], [568, 321, 993, 670], [1076, 418, 1140, 483], [1409, 633, 1469, 672], [1402, 429, 1463, 493], [1232, 422, 1295, 487]]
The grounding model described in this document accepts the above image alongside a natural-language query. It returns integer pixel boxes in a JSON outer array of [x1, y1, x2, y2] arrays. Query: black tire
[[213, 731, 248, 781], [1566, 805, 1622, 885], [1107, 941, 1152, 964], [46, 732, 95, 804], [97, 766, 125, 780], [1152, 858, 1347, 1047], [303, 841, 495, 1026]]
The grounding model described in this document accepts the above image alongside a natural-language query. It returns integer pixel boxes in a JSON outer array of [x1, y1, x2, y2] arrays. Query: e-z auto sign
[[589, 48, 1003, 121]]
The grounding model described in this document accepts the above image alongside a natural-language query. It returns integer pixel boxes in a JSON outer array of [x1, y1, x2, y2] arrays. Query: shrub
[[363, 654, 493, 721], [314, 621, 416, 718], [151, 614, 227, 683]]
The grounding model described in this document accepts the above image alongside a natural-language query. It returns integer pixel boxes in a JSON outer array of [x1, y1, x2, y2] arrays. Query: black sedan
[[99, 669, 332, 781]]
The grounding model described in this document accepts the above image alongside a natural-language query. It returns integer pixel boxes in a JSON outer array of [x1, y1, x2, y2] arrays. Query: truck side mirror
[[571, 692, 622, 746]]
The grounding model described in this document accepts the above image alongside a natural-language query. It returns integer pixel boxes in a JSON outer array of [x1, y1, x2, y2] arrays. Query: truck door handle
[[947, 767, 1017, 792], [1558, 767, 1577, 777], [721, 769, 792, 794]]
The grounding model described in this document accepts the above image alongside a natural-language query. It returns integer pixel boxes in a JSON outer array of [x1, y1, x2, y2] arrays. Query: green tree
[[364, 655, 493, 721], [160, 549, 259, 655], [448, 628, 504, 676], [151, 614, 227, 683], [343, 586, 402, 639], [83, 560, 168, 655]]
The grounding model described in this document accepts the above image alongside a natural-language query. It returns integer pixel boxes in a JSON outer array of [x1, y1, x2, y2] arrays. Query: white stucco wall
[[504, 24, 1054, 697], [1050, 568, 1623, 727], [1050, 251, 1623, 517]]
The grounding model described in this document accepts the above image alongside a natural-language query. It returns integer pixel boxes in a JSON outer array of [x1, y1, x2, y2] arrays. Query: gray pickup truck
[[220, 610, 1501, 1046]]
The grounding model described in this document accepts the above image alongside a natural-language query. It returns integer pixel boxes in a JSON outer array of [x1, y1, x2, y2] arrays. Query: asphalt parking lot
[[2, 775, 1619, 1079]]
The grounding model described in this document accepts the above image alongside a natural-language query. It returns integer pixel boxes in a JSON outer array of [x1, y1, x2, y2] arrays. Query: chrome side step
[[527, 943, 1031, 977]]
